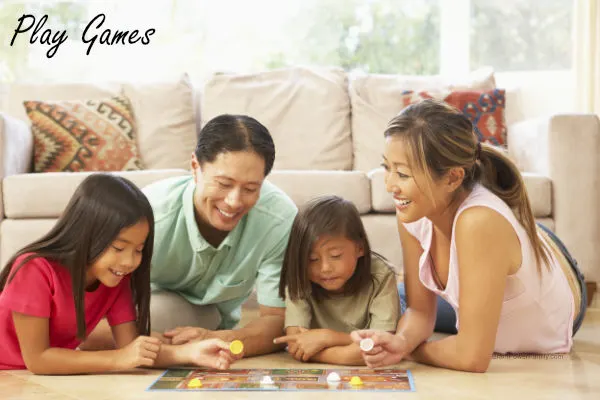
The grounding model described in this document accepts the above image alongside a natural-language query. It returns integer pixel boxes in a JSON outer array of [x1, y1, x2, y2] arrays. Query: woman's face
[[382, 136, 450, 224], [192, 150, 266, 232]]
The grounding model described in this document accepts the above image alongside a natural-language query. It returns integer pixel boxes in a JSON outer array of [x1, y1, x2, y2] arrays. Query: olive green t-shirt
[[284, 256, 400, 332]]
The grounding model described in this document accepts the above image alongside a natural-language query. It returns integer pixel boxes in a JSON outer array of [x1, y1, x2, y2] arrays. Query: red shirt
[[0, 254, 136, 369]]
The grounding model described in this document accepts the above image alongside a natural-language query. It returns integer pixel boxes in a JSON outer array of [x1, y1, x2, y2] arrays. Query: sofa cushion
[[361, 214, 404, 271], [350, 68, 496, 171], [8, 75, 197, 171], [0, 219, 58, 267], [202, 67, 353, 170], [2, 170, 190, 218], [0, 114, 33, 180], [4, 169, 372, 218], [267, 170, 371, 213], [7, 83, 120, 123], [24, 95, 144, 172], [122, 74, 197, 170], [400, 89, 507, 146], [369, 169, 552, 218]]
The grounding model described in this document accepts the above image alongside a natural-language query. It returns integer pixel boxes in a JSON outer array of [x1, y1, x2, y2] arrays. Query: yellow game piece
[[349, 376, 363, 386], [187, 378, 203, 388], [230, 339, 244, 355]]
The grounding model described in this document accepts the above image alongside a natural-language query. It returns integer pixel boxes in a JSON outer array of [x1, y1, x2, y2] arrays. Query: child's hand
[[151, 331, 171, 345], [184, 338, 242, 370], [116, 335, 161, 370], [351, 330, 409, 368], [163, 326, 211, 345], [274, 330, 327, 362]]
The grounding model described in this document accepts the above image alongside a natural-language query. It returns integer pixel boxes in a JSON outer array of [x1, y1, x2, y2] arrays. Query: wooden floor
[[2, 304, 600, 400]]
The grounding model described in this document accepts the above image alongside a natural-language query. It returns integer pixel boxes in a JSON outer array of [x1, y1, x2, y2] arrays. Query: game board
[[147, 368, 415, 392]]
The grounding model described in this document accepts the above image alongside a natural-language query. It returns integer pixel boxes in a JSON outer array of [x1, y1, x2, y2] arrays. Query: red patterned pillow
[[400, 89, 507, 146], [23, 95, 145, 172]]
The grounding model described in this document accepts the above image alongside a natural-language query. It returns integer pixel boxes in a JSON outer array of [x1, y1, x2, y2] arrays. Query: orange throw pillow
[[400, 89, 507, 146], [24, 95, 144, 172]]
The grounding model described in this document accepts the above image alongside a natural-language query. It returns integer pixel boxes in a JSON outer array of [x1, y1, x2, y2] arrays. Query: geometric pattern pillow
[[400, 89, 507, 146], [23, 95, 144, 172]]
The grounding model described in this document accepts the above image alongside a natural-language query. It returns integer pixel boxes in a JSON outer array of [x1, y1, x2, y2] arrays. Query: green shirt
[[284, 256, 400, 333], [144, 175, 297, 329]]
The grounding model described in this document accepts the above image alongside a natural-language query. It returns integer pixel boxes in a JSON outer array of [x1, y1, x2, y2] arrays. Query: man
[[145, 114, 297, 357]]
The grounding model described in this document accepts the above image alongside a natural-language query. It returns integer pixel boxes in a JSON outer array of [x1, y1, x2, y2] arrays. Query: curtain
[[574, 0, 600, 115]]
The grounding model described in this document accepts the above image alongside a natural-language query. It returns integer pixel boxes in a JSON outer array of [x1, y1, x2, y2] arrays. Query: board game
[[147, 368, 415, 392]]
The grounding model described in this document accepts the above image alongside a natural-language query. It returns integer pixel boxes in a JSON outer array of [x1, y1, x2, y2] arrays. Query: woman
[[352, 99, 586, 372]]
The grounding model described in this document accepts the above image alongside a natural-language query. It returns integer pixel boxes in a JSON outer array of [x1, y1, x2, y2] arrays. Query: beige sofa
[[0, 67, 599, 299]]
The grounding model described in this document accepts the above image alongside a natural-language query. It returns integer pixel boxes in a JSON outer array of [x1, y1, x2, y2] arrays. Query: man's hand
[[273, 330, 329, 362], [351, 330, 410, 368], [151, 331, 172, 344], [163, 327, 212, 345]]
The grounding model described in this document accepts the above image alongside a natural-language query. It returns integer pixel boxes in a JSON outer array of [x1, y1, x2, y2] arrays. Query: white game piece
[[326, 372, 341, 382], [260, 376, 274, 385], [360, 338, 375, 351]]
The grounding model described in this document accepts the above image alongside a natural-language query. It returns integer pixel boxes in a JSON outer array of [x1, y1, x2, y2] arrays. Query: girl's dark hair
[[279, 195, 374, 301], [0, 173, 154, 339], [195, 114, 275, 176], [384, 98, 550, 271]]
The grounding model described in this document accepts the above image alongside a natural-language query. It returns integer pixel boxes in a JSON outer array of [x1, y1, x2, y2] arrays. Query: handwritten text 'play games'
[[9, 14, 156, 58]]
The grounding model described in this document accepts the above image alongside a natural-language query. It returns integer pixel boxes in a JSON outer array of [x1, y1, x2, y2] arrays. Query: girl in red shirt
[[0, 174, 240, 373]]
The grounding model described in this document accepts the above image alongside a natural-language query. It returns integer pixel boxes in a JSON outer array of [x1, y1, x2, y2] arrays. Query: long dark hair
[[384, 98, 550, 271], [0, 173, 154, 339], [279, 195, 375, 301], [195, 114, 276, 176]]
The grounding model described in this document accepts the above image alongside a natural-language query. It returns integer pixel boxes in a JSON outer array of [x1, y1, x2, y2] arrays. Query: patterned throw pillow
[[23, 95, 144, 172], [400, 89, 507, 146]]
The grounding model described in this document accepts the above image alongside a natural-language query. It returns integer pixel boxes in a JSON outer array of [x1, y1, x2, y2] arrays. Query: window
[[470, 0, 573, 72], [0, 0, 573, 84]]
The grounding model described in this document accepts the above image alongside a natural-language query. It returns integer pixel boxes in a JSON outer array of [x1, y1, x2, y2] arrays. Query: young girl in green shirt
[[274, 195, 400, 365]]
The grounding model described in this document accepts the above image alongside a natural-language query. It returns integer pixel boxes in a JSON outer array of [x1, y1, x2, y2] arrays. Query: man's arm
[[167, 203, 296, 356], [211, 207, 294, 357], [203, 305, 285, 357]]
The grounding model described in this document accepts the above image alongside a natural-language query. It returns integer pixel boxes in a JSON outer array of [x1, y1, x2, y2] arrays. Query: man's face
[[191, 151, 266, 232]]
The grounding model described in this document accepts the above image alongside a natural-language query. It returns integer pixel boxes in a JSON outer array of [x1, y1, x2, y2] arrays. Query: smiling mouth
[[109, 268, 126, 277], [393, 198, 412, 208], [217, 207, 239, 219]]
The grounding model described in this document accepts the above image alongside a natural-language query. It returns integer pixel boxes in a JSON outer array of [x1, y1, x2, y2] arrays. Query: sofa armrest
[[508, 114, 600, 283], [0, 112, 33, 222], [0, 112, 33, 178]]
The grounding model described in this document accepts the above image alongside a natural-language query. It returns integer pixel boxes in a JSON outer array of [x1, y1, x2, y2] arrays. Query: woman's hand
[[351, 330, 410, 368]]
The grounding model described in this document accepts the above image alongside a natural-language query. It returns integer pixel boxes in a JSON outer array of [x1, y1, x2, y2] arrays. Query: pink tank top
[[404, 184, 574, 354]]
